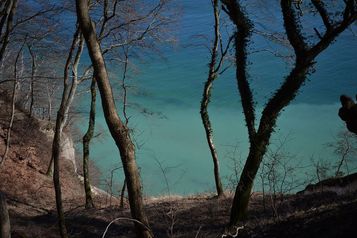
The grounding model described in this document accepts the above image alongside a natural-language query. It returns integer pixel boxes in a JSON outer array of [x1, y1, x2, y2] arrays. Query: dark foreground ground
[[7, 190, 357, 238], [1, 94, 357, 238]]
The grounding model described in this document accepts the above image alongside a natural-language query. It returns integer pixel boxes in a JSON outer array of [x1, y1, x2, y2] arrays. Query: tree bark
[[120, 179, 126, 208], [46, 27, 82, 176], [0, 0, 18, 64], [27, 44, 36, 118], [0, 41, 24, 166], [52, 111, 68, 238], [0, 193, 10, 238], [0, 72, 17, 166], [221, 0, 357, 227], [50, 27, 83, 238], [82, 77, 96, 209], [76, 1, 152, 237], [200, 0, 223, 197]]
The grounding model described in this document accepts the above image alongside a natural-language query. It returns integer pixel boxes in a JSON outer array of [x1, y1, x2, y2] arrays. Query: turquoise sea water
[[77, 1, 357, 196]]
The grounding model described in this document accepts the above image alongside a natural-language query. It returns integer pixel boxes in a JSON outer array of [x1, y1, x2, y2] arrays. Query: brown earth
[[0, 96, 357, 238]]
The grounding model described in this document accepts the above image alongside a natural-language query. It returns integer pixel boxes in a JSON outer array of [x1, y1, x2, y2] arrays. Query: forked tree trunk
[[221, 0, 357, 227], [76, 1, 152, 237], [229, 60, 311, 224], [0, 193, 10, 238], [50, 28, 83, 238], [82, 77, 96, 209]]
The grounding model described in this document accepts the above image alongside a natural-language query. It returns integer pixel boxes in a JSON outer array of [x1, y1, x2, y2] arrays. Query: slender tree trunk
[[0, 0, 18, 64], [27, 44, 36, 118], [50, 28, 83, 238], [46, 28, 82, 176], [0, 193, 10, 238], [119, 51, 129, 202], [76, 1, 152, 237], [82, 77, 96, 209], [0, 42, 23, 166], [45, 81, 53, 122], [0, 75, 17, 166], [200, 0, 223, 197], [47, 97, 52, 121], [0, 0, 13, 33], [52, 110, 68, 238], [120, 179, 126, 208], [46, 156, 54, 176]]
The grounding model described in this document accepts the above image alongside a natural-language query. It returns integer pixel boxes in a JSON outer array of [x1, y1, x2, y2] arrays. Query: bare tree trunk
[[200, 0, 223, 197], [119, 50, 129, 203], [52, 111, 68, 238], [50, 27, 84, 238], [0, 0, 13, 33], [0, 0, 18, 64], [47, 96, 52, 121], [76, 1, 152, 237], [82, 77, 96, 209], [45, 79, 54, 122], [221, 0, 357, 227], [46, 27, 82, 176], [27, 44, 36, 118], [0, 193, 10, 238], [0, 42, 24, 166], [120, 179, 126, 208], [229, 138, 269, 224], [0, 75, 17, 166]]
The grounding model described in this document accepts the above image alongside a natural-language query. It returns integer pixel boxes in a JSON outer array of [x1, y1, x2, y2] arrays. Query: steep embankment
[[0, 97, 89, 211]]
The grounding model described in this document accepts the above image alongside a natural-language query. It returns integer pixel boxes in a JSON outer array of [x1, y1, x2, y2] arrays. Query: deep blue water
[[77, 0, 357, 196]]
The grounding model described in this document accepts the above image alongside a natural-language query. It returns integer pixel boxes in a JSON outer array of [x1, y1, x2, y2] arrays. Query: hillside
[[0, 97, 357, 238]]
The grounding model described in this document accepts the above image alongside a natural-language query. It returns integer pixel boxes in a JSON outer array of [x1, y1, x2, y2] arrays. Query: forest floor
[[1, 96, 357, 238]]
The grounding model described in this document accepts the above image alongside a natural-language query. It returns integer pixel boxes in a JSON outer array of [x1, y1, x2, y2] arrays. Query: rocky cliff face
[[0, 113, 86, 210], [60, 134, 77, 173], [39, 123, 77, 173]]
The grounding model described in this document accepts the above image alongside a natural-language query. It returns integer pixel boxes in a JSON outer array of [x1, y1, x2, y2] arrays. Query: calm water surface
[[77, 0, 357, 196]]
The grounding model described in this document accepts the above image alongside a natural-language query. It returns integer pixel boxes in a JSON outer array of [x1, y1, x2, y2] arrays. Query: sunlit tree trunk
[[50, 27, 84, 238], [76, 1, 152, 237]]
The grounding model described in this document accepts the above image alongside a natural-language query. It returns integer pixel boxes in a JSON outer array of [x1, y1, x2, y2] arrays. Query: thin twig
[[101, 217, 151, 238]]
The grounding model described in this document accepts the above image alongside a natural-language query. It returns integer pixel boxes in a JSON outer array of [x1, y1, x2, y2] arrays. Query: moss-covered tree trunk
[[82, 77, 96, 209], [220, 0, 357, 228], [76, 1, 152, 237]]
